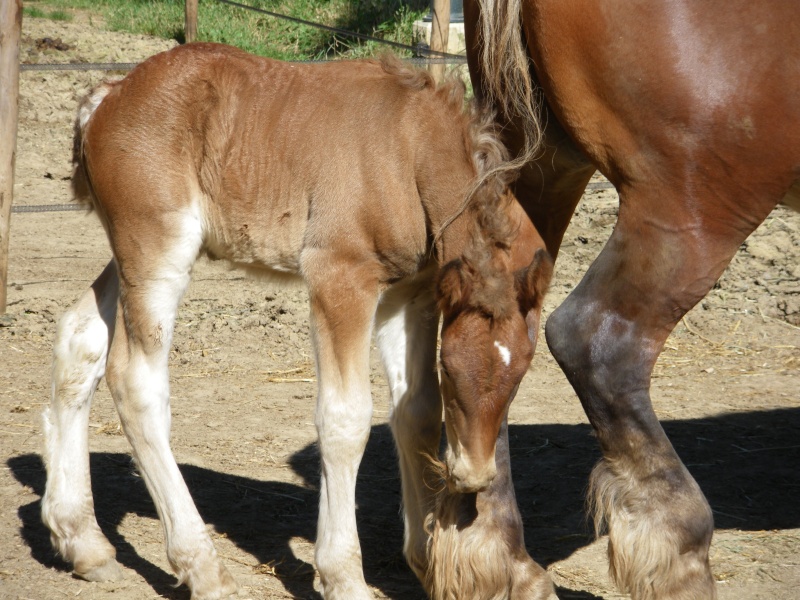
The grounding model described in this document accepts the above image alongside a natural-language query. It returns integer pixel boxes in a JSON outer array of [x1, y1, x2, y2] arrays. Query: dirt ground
[[2, 16, 799, 600]]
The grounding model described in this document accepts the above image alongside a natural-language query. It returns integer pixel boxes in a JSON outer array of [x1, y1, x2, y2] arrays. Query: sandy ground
[[1, 15, 798, 600]]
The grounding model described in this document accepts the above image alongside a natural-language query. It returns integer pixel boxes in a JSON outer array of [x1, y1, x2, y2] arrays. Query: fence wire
[[12, 204, 85, 214], [20, 62, 139, 72], [13, 183, 615, 214], [20, 54, 464, 72]]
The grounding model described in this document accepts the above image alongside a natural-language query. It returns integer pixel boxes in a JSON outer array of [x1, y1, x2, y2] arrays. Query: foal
[[41, 43, 552, 600]]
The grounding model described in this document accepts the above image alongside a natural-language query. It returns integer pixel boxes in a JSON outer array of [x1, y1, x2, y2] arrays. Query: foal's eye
[[438, 360, 452, 380]]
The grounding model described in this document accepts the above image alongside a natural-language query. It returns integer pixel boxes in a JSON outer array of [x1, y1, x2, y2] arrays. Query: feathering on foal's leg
[[375, 276, 442, 580], [42, 261, 122, 582], [305, 252, 382, 600]]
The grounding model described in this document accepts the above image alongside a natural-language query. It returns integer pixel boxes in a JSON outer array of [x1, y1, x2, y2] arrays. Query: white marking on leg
[[494, 341, 511, 366], [42, 262, 121, 579], [376, 282, 442, 578], [307, 271, 378, 600]]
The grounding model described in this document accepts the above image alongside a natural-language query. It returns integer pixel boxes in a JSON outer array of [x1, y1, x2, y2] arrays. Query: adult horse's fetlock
[[590, 458, 716, 600], [424, 485, 556, 599]]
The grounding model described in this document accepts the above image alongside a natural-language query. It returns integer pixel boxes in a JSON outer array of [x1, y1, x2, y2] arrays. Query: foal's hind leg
[[375, 277, 442, 580], [42, 261, 121, 582], [103, 213, 235, 599], [304, 252, 382, 600], [545, 187, 778, 600]]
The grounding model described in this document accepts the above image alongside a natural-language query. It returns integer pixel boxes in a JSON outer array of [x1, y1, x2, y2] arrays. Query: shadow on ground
[[9, 407, 800, 599]]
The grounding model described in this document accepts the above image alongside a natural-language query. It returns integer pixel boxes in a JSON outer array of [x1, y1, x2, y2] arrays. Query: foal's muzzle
[[446, 449, 497, 493]]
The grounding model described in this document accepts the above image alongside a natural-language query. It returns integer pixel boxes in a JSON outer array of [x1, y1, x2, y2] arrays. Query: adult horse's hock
[[465, 0, 800, 598], [40, 43, 554, 599]]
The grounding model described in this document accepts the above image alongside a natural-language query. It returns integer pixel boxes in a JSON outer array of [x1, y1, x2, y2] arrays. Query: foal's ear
[[516, 248, 554, 315], [436, 259, 473, 313]]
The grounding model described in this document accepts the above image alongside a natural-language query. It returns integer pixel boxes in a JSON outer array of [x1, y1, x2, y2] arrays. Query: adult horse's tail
[[474, 0, 544, 167]]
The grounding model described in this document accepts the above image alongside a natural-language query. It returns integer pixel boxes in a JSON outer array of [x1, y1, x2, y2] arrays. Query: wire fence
[[214, 0, 465, 61], [19, 54, 462, 72], [12, 2, 614, 216], [12, 204, 85, 214], [12, 183, 616, 214], [20, 62, 139, 72], [19, 0, 467, 73]]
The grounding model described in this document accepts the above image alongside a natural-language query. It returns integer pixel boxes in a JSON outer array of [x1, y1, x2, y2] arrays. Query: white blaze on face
[[494, 341, 511, 366]]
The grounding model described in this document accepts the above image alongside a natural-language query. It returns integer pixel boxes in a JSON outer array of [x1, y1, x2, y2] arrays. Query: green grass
[[23, 5, 73, 21], [22, 0, 430, 60]]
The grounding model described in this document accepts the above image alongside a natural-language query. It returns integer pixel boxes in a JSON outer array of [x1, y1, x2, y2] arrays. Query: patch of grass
[[24, 6, 47, 19], [47, 9, 73, 21], [23, 5, 73, 22], [22, 0, 429, 60]]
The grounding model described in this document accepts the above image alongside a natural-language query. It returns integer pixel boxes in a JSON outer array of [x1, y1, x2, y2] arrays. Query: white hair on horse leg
[[42, 276, 120, 579]]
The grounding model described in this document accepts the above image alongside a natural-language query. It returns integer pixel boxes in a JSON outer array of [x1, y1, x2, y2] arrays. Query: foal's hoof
[[75, 557, 124, 582], [187, 562, 239, 600]]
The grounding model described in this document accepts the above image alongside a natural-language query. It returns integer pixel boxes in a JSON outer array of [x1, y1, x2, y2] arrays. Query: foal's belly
[[202, 199, 308, 276]]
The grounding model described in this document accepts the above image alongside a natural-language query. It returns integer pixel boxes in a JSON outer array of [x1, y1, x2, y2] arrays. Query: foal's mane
[[378, 55, 515, 244], [378, 56, 522, 320]]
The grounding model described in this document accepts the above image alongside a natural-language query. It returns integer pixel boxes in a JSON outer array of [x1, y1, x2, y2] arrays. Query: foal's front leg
[[375, 280, 442, 580], [306, 254, 381, 600]]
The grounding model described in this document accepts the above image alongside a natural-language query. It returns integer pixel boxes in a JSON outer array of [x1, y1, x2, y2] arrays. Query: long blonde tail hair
[[476, 0, 544, 168]]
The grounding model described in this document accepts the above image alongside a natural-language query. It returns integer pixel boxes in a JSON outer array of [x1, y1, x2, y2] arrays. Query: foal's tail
[[71, 80, 122, 208], [475, 0, 543, 167]]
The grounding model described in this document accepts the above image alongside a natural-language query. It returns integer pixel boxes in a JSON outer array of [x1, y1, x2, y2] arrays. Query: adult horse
[[463, 0, 800, 598], [40, 44, 554, 600]]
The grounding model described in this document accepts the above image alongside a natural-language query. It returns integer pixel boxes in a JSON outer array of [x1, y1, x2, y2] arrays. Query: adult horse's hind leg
[[545, 186, 779, 600], [305, 251, 381, 600], [374, 276, 442, 580], [42, 261, 121, 582]]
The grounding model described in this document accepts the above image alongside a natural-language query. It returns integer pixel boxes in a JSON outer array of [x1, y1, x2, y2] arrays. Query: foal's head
[[436, 210, 553, 493]]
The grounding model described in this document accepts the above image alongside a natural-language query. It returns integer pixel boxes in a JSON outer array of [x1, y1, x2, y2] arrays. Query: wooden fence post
[[429, 0, 451, 82], [0, 0, 22, 314], [185, 0, 198, 43]]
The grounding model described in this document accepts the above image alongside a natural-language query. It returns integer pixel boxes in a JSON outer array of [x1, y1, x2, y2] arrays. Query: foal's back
[[77, 43, 476, 279]]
